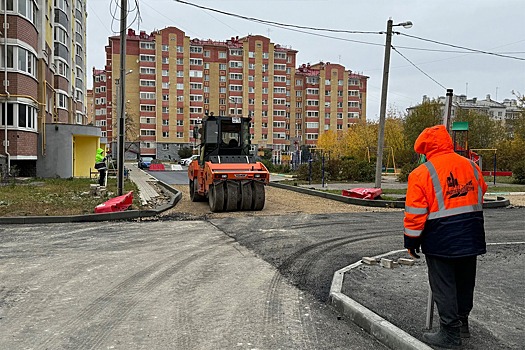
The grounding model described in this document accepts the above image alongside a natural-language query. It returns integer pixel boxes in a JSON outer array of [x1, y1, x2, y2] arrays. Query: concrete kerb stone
[[0, 179, 182, 225], [269, 182, 511, 209], [329, 249, 433, 350]]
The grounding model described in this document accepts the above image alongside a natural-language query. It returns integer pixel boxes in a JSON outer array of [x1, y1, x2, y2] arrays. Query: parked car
[[179, 155, 199, 166], [138, 156, 154, 169]]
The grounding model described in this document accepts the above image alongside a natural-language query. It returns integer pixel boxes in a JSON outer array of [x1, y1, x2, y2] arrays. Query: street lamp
[[374, 19, 413, 188]]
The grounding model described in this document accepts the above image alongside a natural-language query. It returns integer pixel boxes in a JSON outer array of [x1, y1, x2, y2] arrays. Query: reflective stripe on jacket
[[403, 125, 488, 257], [95, 148, 107, 170]]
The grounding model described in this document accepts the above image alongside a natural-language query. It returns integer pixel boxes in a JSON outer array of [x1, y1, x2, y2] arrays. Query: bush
[[294, 159, 374, 183], [398, 162, 418, 182], [512, 160, 525, 184]]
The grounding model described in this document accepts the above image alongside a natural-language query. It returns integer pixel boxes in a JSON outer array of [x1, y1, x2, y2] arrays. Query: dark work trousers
[[426, 255, 477, 328], [98, 169, 106, 186]]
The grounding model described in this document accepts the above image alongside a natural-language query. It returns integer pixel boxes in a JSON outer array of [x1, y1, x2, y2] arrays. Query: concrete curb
[[269, 182, 511, 209], [0, 179, 182, 225], [329, 249, 433, 350]]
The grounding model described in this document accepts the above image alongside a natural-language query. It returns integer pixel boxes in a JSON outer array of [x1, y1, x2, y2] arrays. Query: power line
[[392, 46, 446, 90], [398, 33, 525, 61], [174, 0, 381, 35], [174, 0, 525, 61]]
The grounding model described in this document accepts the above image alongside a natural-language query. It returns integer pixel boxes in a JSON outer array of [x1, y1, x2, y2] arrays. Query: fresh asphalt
[[1, 166, 523, 349]]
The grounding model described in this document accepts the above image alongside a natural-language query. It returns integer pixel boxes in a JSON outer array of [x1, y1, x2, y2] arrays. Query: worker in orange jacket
[[404, 125, 487, 349]]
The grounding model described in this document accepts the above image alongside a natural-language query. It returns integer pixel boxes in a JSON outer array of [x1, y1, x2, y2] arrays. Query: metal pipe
[[3, 0, 10, 175]]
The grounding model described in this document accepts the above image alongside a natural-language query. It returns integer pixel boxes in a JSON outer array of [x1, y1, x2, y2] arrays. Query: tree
[[454, 109, 505, 149], [342, 122, 377, 161], [316, 130, 341, 158], [403, 100, 443, 149]]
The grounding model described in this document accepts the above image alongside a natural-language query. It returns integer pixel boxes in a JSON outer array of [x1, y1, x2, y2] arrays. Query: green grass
[[0, 177, 141, 217]]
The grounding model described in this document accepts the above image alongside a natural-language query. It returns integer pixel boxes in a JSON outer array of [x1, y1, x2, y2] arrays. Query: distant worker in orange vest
[[403, 125, 487, 349]]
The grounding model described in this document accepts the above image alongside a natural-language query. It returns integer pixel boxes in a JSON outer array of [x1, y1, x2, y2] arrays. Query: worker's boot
[[459, 316, 470, 338], [422, 325, 462, 349]]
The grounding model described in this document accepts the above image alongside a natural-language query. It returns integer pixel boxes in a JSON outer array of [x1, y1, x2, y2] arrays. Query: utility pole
[[117, 0, 127, 196], [374, 19, 412, 188]]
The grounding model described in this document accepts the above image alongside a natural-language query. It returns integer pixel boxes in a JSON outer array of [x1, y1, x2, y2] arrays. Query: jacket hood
[[96, 148, 104, 155], [414, 125, 454, 159]]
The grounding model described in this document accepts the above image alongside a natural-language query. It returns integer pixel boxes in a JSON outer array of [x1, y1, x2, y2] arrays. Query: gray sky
[[87, 0, 525, 121]]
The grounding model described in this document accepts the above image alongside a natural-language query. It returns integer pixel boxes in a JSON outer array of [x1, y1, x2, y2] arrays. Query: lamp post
[[374, 19, 412, 188], [117, 0, 128, 196]]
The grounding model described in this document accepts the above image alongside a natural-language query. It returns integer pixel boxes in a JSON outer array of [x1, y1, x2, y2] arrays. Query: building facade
[[95, 27, 368, 163], [0, 0, 91, 177]]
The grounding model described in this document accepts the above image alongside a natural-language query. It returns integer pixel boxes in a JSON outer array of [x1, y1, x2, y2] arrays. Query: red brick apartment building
[[94, 27, 368, 163], [1, 1, 95, 178]]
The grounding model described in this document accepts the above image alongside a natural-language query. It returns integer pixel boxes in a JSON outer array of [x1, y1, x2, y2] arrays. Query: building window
[[140, 67, 155, 75], [57, 93, 69, 109], [140, 129, 156, 136], [140, 117, 155, 124], [0, 45, 37, 78], [229, 61, 243, 68], [189, 70, 203, 78], [162, 45, 169, 51], [162, 131, 169, 138], [140, 80, 155, 87], [140, 92, 156, 99], [140, 55, 155, 62], [140, 42, 155, 50], [140, 105, 156, 112], [190, 46, 203, 53]]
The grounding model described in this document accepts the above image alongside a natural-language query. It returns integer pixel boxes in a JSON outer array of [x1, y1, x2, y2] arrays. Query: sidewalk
[[127, 163, 160, 205], [331, 244, 525, 350]]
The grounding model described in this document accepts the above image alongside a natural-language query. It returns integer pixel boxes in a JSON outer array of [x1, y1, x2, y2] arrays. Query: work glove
[[407, 247, 421, 259]]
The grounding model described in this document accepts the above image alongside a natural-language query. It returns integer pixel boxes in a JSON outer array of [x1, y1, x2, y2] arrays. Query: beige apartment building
[[94, 26, 368, 163]]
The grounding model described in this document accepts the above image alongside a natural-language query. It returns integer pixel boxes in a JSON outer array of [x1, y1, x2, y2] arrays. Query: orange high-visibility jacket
[[403, 125, 488, 258]]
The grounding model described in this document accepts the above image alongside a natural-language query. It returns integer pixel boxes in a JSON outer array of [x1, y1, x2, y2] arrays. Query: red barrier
[[342, 188, 383, 200], [95, 191, 134, 213], [482, 171, 512, 177], [149, 163, 165, 171]]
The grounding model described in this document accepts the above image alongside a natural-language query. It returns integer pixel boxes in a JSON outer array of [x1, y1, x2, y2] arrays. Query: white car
[[179, 155, 199, 166]]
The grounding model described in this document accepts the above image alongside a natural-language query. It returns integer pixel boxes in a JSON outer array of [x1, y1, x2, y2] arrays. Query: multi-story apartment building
[[1, 0, 96, 178], [95, 27, 368, 162]]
